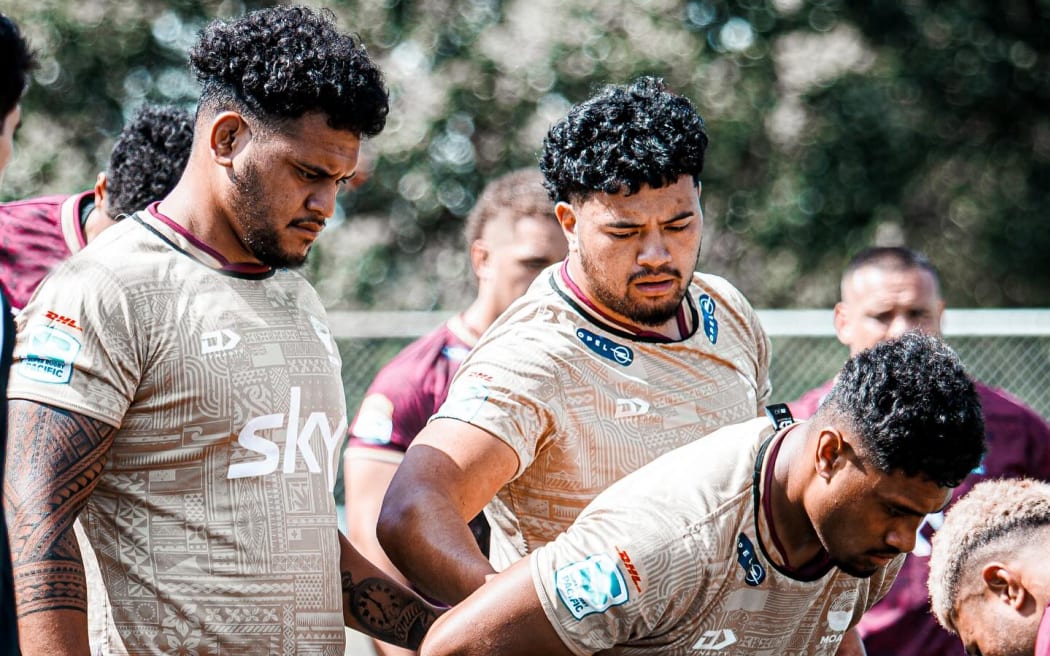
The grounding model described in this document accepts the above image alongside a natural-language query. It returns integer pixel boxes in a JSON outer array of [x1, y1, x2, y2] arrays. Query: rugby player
[[789, 246, 1050, 656], [3, 6, 439, 654], [345, 168, 567, 656], [0, 104, 194, 311], [419, 333, 986, 655], [379, 76, 771, 605], [929, 478, 1050, 656]]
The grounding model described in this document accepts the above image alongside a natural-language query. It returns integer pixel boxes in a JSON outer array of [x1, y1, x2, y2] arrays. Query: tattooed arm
[[340, 532, 444, 650], [3, 399, 117, 656]]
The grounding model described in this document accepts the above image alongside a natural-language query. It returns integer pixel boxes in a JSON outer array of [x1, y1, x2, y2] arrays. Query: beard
[[230, 160, 309, 269], [578, 246, 688, 327]]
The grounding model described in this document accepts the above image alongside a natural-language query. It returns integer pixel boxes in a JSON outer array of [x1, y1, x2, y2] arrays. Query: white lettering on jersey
[[228, 386, 347, 490], [614, 398, 650, 418], [692, 629, 737, 651], [201, 329, 241, 354]]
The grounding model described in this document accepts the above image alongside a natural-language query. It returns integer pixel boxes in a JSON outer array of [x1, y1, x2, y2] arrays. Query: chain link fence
[[332, 310, 1050, 499]]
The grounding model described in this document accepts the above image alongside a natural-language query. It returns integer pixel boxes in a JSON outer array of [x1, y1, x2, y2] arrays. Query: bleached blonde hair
[[928, 478, 1050, 632]]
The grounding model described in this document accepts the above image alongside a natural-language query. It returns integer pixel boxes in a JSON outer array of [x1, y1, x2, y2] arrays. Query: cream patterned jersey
[[8, 206, 348, 655], [530, 418, 902, 655], [434, 264, 771, 569]]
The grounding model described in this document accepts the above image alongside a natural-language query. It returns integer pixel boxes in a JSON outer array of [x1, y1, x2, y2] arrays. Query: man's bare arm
[[418, 556, 572, 656], [345, 452, 416, 656], [340, 532, 443, 650], [377, 418, 519, 605], [4, 399, 116, 655]]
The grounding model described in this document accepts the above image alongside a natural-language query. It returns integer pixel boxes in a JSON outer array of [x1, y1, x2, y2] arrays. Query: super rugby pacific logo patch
[[699, 294, 718, 344], [576, 328, 634, 366], [554, 553, 630, 620], [19, 325, 81, 384], [736, 533, 766, 586]]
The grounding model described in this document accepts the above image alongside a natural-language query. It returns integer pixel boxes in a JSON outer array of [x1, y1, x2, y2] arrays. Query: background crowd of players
[[0, 6, 1048, 656]]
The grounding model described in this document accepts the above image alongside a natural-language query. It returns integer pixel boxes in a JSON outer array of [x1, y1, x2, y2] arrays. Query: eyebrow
[[605, 211, 694, 229], [297, 161, 356, 181]]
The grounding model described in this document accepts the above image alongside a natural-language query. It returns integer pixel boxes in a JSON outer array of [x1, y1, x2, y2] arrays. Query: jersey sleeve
[[529, 509, 703, 653], [432, 324, 562, 478], [7, 256, 141, 427]]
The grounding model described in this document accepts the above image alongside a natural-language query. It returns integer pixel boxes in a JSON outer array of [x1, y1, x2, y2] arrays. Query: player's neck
[[768, 425, 825, 568], [459, 300, 498, 341]]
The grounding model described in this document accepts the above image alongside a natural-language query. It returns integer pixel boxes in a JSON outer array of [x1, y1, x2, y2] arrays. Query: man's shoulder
[[372, 321, 466, 385], [975, 380, 1044, 418], [0, 193, 69, 215]]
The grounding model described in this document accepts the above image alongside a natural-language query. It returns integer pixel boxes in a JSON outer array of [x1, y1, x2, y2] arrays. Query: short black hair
[[189, 5, 388, 137], [463, 169, 553, 246], [105, 105, 194, 218], [540, 76, 708, 204], [819, 332, 985, 488], [0, 13, 35, 120], [844, 246, 940, 286]]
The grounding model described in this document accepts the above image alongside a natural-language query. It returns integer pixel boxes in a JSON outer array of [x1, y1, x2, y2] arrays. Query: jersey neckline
[[138, 203, 276, 279]]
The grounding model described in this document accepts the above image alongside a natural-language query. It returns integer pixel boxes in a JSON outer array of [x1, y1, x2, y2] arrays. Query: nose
[[637, 230, 672, 269], [885, 521, 919, 554], [885, 314, 920, 340], [306, 183, 338, 218]]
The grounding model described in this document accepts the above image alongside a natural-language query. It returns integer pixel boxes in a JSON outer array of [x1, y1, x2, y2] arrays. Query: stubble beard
[[578, 246, 688, 327], [231, 160, 308, 269]]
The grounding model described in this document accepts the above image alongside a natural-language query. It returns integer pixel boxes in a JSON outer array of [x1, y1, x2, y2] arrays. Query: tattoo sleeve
[[3, 400, 116, 618], [342, 570, 440, 650]]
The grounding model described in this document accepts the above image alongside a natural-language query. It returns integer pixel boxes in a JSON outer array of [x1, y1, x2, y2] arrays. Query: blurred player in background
[[419, 333, 987, 655], [929, 478, 1050, 656], [0, 103, 194, 311], [345, 168, 567, 656], [789, 246, 1050, 656], [0, 11, 35, 653], [379, 76, 771, 605], [3, 6, 440, 655]]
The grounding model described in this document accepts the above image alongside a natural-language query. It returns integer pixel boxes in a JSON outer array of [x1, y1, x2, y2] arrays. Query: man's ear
[[833, 301, 853, 348], [554, 201, 578, 252], [470, 239, 491, 281], [93, 171, 108, 211], [814, 427, 847, 482], [210, 112, 250, 167], [981, 563, 1029, 610]]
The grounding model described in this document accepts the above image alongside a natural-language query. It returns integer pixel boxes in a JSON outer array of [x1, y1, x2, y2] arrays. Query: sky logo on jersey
[[698, 294, 718, 344], [19, 325, 81, 384], [554, 553, 629, 620], [576, 328, 633, 366], [736, 533, 766, 586], [228, 386, 347, 492]]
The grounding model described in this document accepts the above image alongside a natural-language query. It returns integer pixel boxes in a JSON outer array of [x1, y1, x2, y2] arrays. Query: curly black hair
[[0, 13, 35, 121], [818, 332, 985, 488], [539, 76, 708, 204], [189, 5, 388, 137], [105, 105, 194, 218]]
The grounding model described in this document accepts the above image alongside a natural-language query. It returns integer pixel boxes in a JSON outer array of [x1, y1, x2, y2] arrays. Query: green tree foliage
[[5, 0, 1048, 308]]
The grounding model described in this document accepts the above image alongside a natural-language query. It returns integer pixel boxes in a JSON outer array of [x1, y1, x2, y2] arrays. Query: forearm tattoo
[[3, 401, 116, 617], [342, 571, 439, 650]]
